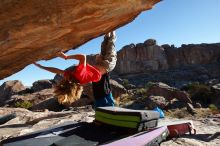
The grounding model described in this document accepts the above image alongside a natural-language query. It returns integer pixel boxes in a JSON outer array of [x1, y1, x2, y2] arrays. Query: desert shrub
[[145, 81, 155, 89], [166, 109, 189, 119], [208, 104, 218, 110], [183, 82, 214, 106], [122, 79, 136, 89], [122, 79, 129, 86], [135, 88, 147, 95], [15, 101, 33, 109]]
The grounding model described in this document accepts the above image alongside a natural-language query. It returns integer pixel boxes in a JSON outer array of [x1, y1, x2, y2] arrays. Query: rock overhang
[[0, 0, 161, 79]]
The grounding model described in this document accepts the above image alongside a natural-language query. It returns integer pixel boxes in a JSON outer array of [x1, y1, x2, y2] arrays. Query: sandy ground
[[0, 107, 219, 146]]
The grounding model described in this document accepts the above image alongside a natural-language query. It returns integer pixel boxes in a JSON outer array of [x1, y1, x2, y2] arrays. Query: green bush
[[145, 81, 155, 89], [122, 79, 134, 89], [208, 104, 218, 110], [122, 79, 129, 86], [135, 88, 147, 95], [15, 101, 33, 109]]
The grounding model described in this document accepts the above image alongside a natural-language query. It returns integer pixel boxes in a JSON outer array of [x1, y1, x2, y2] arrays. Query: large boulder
[[7, 88, 59, 111], [110, 79, 127, 102], [144, 38, 157, 46], [146, 95, 168, 109], [147, 82, 192, 103], [0, 80, 25, 106], [0, 0, 161, 79], [32, 80, 53, 92]]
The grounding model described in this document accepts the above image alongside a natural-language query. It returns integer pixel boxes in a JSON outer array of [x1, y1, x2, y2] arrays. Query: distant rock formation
[[115, 39, 168, 74], [115, 39, 220, 74], [86, 40, 220, 88], [164, 43, 220, 68], [0, 0, 160, 80]]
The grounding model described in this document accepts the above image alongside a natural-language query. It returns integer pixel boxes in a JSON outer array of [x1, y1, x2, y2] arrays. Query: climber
[[92, 31, 117, 107], [33, 31, 117, 107]]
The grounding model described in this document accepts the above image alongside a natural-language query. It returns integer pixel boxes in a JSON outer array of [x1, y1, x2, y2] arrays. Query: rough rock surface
[[0, 108, 219, 146], [115, 40, 169, 74], [147, 95, 168, 109], [32, 79, 53, 92], [0, 0, 160, 79], [164, 43, 220, 68], [0, 107, 95, 141], [147, 82, 192, 103], [0, 80, 25, 106], [6, 89, 59, 111]]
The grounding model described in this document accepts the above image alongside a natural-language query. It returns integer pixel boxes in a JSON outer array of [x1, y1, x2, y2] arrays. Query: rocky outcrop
[[115, 39, 168, 74], [0, 0, 160, 80], [164, 43, 220, 68], [115, 40, 220, 74], [146, 95, 168, 109], [146, 82, 196, 113], [147, 82, 192, 103], [110, 80, 127, 101], [6, 88, 57, 110], [0, 80, 25, 106], [32, 80, 53, 92]]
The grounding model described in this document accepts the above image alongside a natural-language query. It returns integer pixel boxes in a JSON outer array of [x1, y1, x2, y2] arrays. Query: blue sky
[[1, 0, 220, 86]]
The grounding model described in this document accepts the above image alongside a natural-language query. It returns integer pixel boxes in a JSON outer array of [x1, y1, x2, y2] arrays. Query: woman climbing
[[34, 31, 117, 107]]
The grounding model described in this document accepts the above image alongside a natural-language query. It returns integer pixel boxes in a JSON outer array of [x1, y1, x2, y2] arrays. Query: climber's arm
[[57, 52, 86, 66], [33, 62, 64, 75]]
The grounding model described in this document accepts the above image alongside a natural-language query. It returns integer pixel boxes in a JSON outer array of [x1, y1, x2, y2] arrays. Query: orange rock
[[0, 0, 161, 79]]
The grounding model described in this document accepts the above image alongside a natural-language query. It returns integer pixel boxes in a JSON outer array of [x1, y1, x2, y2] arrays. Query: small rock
[[194, 102, 202, 108], [186, 103, 196, 114], [144, 39, 157, 46]]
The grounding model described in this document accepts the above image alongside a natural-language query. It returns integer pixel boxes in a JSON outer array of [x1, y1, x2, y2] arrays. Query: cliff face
[[0, 0, 160, 79], [115, 39, 168, 74], [115, 39, 220, 74], [164, 44, 220, 68]]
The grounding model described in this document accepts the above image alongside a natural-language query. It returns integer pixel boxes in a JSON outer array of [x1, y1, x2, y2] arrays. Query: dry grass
[[165, 108, 220, 119]]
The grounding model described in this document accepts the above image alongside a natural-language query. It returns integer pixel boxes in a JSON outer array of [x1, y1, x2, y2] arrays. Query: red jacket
[[64, 64, 101, 84]]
